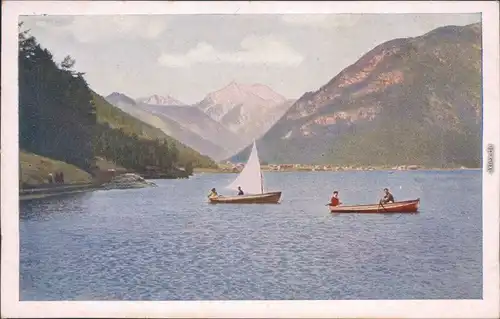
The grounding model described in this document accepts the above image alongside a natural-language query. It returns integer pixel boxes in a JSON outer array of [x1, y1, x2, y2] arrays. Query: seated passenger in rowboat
[[208, 188, 219, 198], [237, 186, 244, 196], [330, 191, 342, 206], [380, 188, 395, 204]]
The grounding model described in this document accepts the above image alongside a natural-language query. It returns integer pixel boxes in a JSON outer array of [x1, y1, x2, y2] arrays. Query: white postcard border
[[2, 1, 499, 318]]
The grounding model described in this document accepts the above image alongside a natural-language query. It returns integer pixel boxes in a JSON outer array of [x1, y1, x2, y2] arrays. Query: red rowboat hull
[[209, 191, 282, 204], [329, 198, 420, 213]]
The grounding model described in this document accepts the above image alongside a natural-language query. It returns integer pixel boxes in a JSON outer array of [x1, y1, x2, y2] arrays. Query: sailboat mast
[[255, 139, 264, 194], [260, 171, 264, 194]]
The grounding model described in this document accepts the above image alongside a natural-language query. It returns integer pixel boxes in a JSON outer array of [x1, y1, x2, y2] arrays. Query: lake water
[[20, 170, 482, 300]]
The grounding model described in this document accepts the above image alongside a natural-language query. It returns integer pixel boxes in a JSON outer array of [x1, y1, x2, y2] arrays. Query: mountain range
[[105, 92, 231, 160], [105, 22, 481, 167], [106, 82, 293, 161], [232, 23, 482, 168], [136, 94, 186, 106]]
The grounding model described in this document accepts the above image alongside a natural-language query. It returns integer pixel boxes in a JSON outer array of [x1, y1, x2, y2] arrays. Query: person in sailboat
[[237, 186, 244, 196], [329, 191, 342, 206], [208, 188, 219, 198]]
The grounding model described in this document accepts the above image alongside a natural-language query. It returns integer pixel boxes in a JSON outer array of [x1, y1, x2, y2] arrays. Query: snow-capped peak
[[136, 94, 185, 106]]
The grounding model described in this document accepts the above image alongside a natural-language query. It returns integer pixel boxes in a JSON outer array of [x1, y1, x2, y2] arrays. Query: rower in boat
[[237, 186, 244, 196], [330, 191, 342, 207], [380, 188, 395, 204]]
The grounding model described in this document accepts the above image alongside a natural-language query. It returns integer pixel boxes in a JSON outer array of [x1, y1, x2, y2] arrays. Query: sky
[[20, 13, 481, 104]]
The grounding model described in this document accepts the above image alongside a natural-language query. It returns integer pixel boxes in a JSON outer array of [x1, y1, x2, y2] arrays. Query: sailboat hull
[[209, 191, 282, 204]]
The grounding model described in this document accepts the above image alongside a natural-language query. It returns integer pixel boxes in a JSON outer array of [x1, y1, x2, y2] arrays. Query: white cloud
[[158, 35, 304, 68], [25, 15, 169, 43], [281, 14, 363, 28]]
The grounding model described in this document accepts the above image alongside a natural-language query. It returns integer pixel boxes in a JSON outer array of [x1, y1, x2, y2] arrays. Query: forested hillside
[[18, 24, 217, 182], [93, 93, 218, 170], [19, 25, 95, 171]]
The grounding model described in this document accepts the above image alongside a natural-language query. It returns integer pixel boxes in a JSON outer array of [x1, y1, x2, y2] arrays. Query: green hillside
[[92, 92, 218, 169], [18, 23, 217, 185]]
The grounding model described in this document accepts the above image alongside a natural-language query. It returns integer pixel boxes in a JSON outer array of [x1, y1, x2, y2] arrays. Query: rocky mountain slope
[[195, 82, 293, 145], [136, 94, 186, 106], [220, 99, 295, 144], [232, 23, 482, 168], [197, 81, 286, 120]]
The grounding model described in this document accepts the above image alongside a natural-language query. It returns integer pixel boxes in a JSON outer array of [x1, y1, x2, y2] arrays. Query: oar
[[379, 200, 406, 218], [378, 201, 389, 213]]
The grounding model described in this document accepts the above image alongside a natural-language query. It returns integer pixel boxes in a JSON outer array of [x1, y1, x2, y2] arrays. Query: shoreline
[[19, 172, 183, 200], [20, 188, 102, 201], [19, 183, 102, 201], [194, 167, 482, 174]]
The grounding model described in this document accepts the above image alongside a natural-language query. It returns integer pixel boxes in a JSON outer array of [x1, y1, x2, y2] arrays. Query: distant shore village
[[218, 162, 472, 173]]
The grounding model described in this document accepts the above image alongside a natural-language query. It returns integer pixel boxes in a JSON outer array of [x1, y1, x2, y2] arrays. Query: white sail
[[226, 141, 263, 194]]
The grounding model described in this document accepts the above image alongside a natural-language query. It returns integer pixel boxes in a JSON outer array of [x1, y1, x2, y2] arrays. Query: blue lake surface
[[20, 170, 482, 300]]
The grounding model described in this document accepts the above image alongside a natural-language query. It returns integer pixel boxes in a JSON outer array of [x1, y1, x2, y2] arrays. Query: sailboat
[[208, 141, 282, 204]]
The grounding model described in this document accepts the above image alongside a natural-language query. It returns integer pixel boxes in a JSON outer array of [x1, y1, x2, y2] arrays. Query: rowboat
[[329, 198, 420, 213], [208, 141, 282, 204]]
